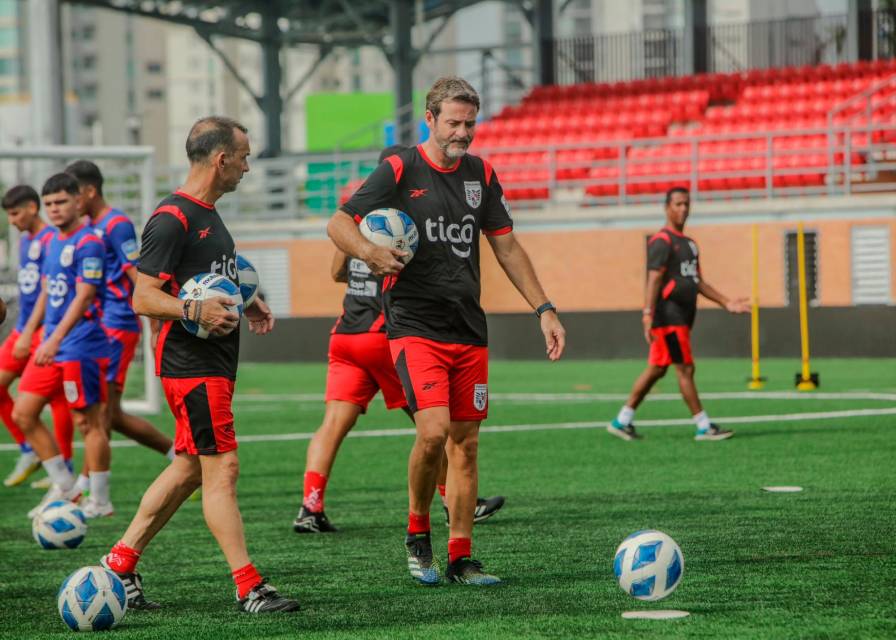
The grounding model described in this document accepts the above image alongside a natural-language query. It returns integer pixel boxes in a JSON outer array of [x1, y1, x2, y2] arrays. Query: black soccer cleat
[[444, 496, 507, 525], [695, 423, 734, 441], [292, 506, 338, 533], [237, 580, 300, 613], [100, 557, 161, 610], [607, 420, 643, 441], [405, 532, 441, 585], [445, 557, 502, 586]]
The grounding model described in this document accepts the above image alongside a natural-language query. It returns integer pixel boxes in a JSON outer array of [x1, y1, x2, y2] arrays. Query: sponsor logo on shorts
[[473, 383, 487, 411], [422, 381, 437, 391], [63, 381, 79, 404]]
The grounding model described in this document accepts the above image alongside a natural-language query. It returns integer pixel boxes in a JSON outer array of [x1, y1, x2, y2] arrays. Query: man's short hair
[[665, 186, 689, 205], [425, 77, 480, 119], [185, 116, 248, 164], [41, 173, 81, 197], [2, 185, 40, 210], [65, 159, 104, 196], [379, 145, 406, 164]]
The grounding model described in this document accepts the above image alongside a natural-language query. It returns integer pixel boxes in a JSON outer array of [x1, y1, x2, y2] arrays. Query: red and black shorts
[[104, 326, 141, 390], [162, 377, 236, 455], [326, 332, 407, 412], [389, 336, 489, 422], [648, 325, 694, 367], [0, 329, 41, 376]]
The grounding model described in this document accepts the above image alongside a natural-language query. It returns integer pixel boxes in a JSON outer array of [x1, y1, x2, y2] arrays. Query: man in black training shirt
[[98, 117, 299, 614], [608, 187, 749, 442], [328, 77, 566, 586]]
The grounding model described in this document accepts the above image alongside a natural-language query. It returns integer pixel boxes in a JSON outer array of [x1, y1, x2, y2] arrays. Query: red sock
[[448, 537, 472, 564], [106, 540, 141, 574], [232, 563, 262, 599], [0, 386, 26, 444], [50, 393, 74, 461], [437, 484, 446, 497], [408, 511, 430, 535], [303, 470, 328, 512]]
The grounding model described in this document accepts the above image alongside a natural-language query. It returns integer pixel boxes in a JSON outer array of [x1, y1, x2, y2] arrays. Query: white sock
[[616, 406, 635, 426], [165, 445, 175, 461], [89, 471, 110, 504], [42, 455, 75, 491], [693, 411, 711, 431], [75, 474, 90, 493]]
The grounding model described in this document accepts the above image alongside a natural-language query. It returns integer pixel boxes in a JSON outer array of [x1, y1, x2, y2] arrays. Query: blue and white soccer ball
[[57, 566, 127, 631], [32, 500, 87, 550], [613, 530, 684, 601], [236, 254, 260, 307], [178, 272, 243, 339], [359, 208, 419, 264]]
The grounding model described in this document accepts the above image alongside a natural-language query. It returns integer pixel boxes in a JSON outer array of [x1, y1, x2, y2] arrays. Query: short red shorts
[[0, 330, 41, 376], [104, 326, 141, 389], [162, 376, 236, 455], [389, 336, 489, 422], [326, 332, 407, 412], [19, 356, 109, 409], [648, 325, 694, 366]]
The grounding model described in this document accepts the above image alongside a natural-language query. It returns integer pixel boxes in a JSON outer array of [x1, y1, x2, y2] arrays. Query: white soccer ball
[[57, 566, 127, 631], [359, 208, 419, 264], [177, 272, 243, 339], [32, 500, 87, 550], [236, 254, 260, 307], [613, 530, 684, 601]]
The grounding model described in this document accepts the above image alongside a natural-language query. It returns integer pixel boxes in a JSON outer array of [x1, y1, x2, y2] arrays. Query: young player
[[98, 116, 298, 614], [65, 160, 174, 494], [294, 147, 504, 534], [329, 77, 566, 585], [607, 187, 749, 442], [15, 174, 112, 518], [0, 186, 74, 488]]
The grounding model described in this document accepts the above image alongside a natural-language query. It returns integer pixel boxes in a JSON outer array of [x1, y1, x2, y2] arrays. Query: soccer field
[[2, 358, 895, 639]]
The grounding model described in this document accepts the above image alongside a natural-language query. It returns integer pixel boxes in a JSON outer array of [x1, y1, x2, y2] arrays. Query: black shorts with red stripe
[[163, 376, 236, 455]]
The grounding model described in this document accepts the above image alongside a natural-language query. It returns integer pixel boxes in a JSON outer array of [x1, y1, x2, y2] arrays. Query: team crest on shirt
[[60, 244, 75, 267], [464, 181, 482, 209], [473, 383, 488, 411], [28, 239, 41, 260]]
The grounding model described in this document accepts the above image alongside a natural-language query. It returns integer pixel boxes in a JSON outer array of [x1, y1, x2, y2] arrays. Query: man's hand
[[362, 245, 406, 277], [540, 311, 566, 361], [12, 333, 32, 360], [245, 298, 275, 336], [725, 297, 751, 314], [34, 336, 60, 366], [642, 314, 654, 345], [198, 297, 241, 336]]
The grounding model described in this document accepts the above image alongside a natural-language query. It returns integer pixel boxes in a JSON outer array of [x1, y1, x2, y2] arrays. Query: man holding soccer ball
[[329, 77, 566, 585], [99, 116, 299, 614]]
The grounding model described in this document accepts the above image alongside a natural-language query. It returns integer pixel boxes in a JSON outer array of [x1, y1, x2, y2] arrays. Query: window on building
[[82, 55, 96, 70], [0, 57, 17, 75], [146, 62, 163, 74], [785, 230, 818, 306], [851, 226, 891, 304], [82, 24, 95, 40], [80, 84, 97, 100], [146, 88, 164, 100], [0, 27, 17, 48]]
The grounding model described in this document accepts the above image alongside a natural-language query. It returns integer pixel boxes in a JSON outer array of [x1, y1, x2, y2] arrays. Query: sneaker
[[695, 423, 734, 441], [100, 556, 161, 610], [445, 557, 502, 586], [27, 483, 82, 519], [4, 451, 41, 487], [607, 420, 642, 441], [405, 532, 441, 585], [292, 506, 337, 533], [237, 580, 300, 613], [30, 475, 52, 490], [80, 498, 115, 518], [443, 496, 507, 526]]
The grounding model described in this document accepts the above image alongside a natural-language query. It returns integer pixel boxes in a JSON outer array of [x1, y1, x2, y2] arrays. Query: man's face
[[665, 192, 690, 227], [5, 202, 39, 232], [427, 99, 478, 160], [216, 129, 251, 194], [75, 183, 97, 215], [42, 191, 80, 228]]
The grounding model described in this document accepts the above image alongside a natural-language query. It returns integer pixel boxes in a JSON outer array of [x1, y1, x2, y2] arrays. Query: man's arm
[[487, 232, 565, 361], [327, 213, 404, 276], [132, 272, 238, 336], [698, 280, 749, 313], [642, 270, 664, 344], [13, 285, 47, 359], [33, 282, 97, 365], [331, 249, 349, 283]]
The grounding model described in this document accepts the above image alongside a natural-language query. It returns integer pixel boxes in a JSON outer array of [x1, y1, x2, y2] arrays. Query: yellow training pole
[[795, 222, 817, 390], [748, 224, 765, 389]]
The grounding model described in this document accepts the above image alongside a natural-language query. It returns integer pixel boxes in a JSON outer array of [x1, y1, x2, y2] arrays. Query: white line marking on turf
[[3, 406, 895, 452], [762, 486, 804, 493]]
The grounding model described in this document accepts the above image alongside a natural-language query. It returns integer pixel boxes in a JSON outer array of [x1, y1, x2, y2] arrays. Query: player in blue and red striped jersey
[[0, 185, 74, 488], [65, 161, 174, 494], [14, 173, 113, 519]]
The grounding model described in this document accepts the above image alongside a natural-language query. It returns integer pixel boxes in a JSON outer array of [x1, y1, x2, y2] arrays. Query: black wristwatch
[[535, 302, 557, 318]]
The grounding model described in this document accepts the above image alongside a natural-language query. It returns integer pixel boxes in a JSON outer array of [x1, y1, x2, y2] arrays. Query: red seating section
[[473, 59, 896, 202]]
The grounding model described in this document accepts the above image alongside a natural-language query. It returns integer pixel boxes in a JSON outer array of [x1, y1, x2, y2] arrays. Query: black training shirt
[[647, 227, 701, 329]]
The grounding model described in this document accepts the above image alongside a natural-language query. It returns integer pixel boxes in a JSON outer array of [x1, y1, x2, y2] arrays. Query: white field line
[[4, 406, 895, 452]]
